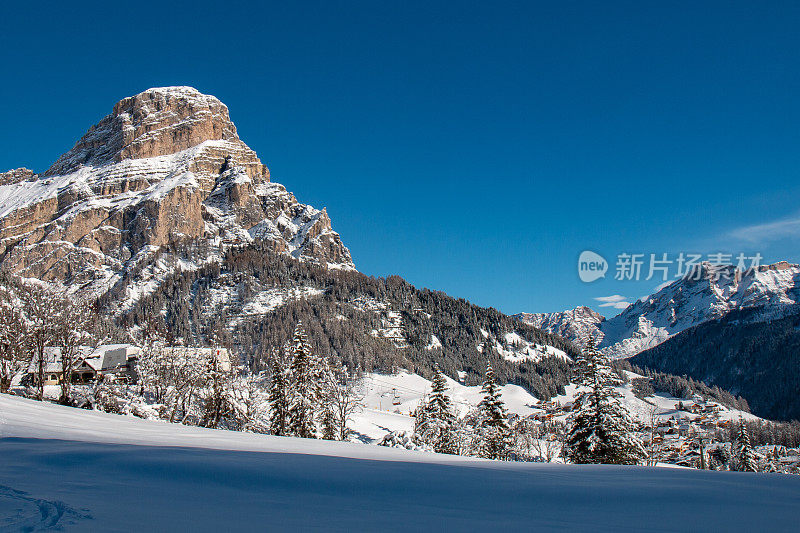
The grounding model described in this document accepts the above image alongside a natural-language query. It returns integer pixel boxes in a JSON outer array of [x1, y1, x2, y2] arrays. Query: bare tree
[[19, 283, 62, 400], [137, 343, 204, 422], [512, 418, 536, 460], [530, 419, 566, 462], [230, 372, 270, 433], [644, 405, 666, 467], [135, 318, 171, 402], [165, 348, 206, 424], [200, 348, 234, 429], [54, 292, 96, 404], [323, 363, 365, 441], [0, 285, 25, 392]]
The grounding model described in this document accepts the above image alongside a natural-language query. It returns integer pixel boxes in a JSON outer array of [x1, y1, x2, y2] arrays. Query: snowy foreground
[[1, 394, 799, 532]]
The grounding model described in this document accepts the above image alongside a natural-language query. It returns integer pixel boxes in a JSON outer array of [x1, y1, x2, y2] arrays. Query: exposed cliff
[[0, 87, 354, 303]]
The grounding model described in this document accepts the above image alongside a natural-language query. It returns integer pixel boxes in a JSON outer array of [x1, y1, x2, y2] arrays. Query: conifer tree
[[734, 418, 758, 472], [564, 338, 646, 465], [476, 363, 510, 460], [316, 356, 339, 440], [319, 405, 337, 440], [414, 365, 457, 454], [268, 350, 289, 436], [287, 323, 317, 438]]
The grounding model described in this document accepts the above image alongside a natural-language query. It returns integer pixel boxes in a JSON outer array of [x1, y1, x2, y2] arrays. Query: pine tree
[[414, 365, 457, 454], [268, 350, 289, 436], [200, 348, 229, 429], [287, 323, 317, 438], [734, 419, 758, 472], [476, 364, 510, 460], [316, 356, 338, 441], [319, 405, 337, 440], [564, 339, 646, 465]]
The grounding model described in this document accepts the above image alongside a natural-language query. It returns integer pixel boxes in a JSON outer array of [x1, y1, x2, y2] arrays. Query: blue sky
[[2, 1, 799, 316]]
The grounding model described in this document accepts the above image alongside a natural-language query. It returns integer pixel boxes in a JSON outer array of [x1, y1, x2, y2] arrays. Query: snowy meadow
[[2, 394, 800, 532]]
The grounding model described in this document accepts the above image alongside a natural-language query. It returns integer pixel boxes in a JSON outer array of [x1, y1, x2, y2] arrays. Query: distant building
[[158, 346, 232, 371]]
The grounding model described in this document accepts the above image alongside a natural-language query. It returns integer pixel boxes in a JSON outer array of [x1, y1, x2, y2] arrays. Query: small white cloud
[[729, 215, 800, 244], [599, 301, 630, 310], [594, 295, 630, 310], [594, 295, 627, 303]]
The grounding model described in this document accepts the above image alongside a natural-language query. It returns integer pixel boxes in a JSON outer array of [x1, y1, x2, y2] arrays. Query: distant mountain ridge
[[515, 306, 604, 348], [519, 261, 800, 420], [518, 261, 800, 357]]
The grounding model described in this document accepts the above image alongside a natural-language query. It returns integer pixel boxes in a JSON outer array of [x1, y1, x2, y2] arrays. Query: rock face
[[0, 87, 354, 299], [0, 168, 37, 186], [519, 262, 800, 358], [45, 87, 266, 186]]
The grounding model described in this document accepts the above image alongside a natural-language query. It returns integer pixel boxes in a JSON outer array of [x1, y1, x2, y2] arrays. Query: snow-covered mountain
[[516, 306, 605, 350], [0, 86, 353, 303], [0, 87, 577, 395], [519, 261, 800, 358]]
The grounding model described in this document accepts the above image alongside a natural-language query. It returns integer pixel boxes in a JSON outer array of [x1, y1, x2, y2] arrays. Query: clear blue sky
[[2, 1, 800, 316]]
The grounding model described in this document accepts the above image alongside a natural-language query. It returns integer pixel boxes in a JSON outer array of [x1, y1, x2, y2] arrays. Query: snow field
[[1, 394, 799, 532]]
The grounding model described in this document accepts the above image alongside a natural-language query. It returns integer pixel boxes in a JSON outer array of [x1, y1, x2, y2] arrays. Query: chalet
[[73, 344, 140, 383], [26, 345, 140, 385]]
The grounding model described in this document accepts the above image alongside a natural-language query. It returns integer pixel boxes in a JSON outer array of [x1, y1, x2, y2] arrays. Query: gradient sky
[[2, 1, 799, 316]]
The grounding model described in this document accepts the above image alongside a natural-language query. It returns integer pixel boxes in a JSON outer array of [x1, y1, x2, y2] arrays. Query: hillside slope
[[2, 394, 799, 532], [117, 245, 578, 400]]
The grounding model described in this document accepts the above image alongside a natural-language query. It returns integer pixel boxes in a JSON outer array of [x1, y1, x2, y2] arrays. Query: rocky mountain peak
[[0, 87, 354, 302], [45, 86, 267, 183]]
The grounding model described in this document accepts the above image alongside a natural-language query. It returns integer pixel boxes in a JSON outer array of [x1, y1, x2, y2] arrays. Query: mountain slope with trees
[[631, 307, 800, 421], [117, 243, 579, 401]]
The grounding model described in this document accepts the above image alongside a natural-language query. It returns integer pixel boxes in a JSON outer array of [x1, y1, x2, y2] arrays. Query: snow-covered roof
[[26, 344, 139, 374]]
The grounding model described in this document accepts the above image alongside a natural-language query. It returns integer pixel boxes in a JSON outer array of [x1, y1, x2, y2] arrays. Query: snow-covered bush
[[378, 431, 432, 452]]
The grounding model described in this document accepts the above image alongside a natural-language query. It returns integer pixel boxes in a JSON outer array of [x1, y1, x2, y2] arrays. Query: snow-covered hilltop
[[519, 261, 800, 358], [0, 87, 354, 300]]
